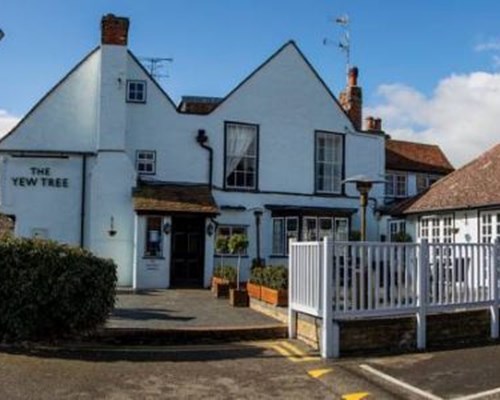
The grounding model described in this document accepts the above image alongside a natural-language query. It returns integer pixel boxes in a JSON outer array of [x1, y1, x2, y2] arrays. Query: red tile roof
[[404, 143, 500, 214], [133, 184, 218, 215], [386, 139, 454, 174]]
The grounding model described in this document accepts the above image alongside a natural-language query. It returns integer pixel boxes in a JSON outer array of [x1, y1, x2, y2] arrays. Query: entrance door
[[170, 216, 205, 287]]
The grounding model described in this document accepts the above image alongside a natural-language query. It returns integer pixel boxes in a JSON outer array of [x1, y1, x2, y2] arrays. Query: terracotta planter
[[261, 286, 288, 307], [211, 277, 235, 298], [229, 288, 249, 307], [246, 282, 262, 300]]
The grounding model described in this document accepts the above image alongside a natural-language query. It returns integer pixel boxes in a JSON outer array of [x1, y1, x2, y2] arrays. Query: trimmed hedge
[[250, 265, 288, 290], [0, 238, 117, 342], [213, 265, 237, 283]]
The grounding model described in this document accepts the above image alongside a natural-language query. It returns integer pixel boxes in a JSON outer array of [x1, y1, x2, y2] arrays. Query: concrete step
[[87, 325, 287, 346]]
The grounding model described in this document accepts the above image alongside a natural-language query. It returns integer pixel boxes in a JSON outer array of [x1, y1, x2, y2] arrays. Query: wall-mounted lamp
[[163, 222, 171, 235], [206, 222, 215, 237], [108, 216, 117, 237]]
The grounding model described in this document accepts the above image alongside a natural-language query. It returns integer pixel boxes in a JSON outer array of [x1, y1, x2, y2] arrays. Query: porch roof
[[133, 183, 218, 215], [265, 204, 356, 217]]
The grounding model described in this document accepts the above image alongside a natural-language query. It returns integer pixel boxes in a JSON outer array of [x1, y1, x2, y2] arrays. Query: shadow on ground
[[0, 343, 272, 363], [112, 308, 195, 322]]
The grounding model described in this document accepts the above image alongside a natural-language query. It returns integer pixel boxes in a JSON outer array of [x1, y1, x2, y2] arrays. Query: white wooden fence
[[288, 238, 500, 358]]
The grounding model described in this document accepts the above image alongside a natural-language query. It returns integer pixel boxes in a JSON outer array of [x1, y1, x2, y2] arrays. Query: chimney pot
[[101, 14, 129, 46], [348, 67, 359, 86]]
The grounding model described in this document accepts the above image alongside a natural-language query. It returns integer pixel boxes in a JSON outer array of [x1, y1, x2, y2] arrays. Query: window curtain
[[226, 124, 255, 179]]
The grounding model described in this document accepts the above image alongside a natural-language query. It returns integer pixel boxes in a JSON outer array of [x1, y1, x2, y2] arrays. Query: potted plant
[[260, 265, 288, 306], [247, 265, 265, 300], [228, 233, 249, 307], [211, 265, 236, 298]]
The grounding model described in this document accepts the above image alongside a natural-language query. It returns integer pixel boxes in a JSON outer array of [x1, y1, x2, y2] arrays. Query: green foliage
[[228, 234, 249, 255], [261, 265, 288, 290], [249, 266, 265, 285], [349, 230, 361, 242], [251, 258, 265, 269], [0, 237, 117, 342], [392, 232, 413, 243], [215, 235, 229, 254], [213, 265, 237, 283]]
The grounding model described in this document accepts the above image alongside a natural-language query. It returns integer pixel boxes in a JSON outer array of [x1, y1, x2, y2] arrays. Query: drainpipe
[[80, 154, 87, 247], [254, 209, 263, 265], [196, 129, 213, 189]]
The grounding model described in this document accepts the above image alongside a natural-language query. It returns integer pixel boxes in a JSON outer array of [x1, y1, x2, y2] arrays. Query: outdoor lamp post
[[343, 175, 385, 241]]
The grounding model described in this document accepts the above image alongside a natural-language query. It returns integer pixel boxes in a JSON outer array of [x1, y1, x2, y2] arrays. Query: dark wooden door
[[170, 216, 205, 287]]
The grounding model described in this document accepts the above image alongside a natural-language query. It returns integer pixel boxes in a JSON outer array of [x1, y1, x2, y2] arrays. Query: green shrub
[[0, 237, 117, 342], [213, 265, 236, 283], [262, 265, 288, 290], [249, 266, 265, 285]]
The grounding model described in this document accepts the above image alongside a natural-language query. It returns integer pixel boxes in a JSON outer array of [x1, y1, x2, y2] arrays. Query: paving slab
[[107, 289, 283, 330]]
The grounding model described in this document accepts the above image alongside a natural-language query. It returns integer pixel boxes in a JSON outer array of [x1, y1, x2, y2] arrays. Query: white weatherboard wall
[[0, 156, 83, 244]]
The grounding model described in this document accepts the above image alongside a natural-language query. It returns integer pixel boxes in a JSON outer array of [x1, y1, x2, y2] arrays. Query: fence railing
[[288, 238, 500, 358]]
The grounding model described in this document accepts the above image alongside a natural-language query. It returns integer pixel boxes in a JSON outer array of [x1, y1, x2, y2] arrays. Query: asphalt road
[[0, 342, 342, 400]]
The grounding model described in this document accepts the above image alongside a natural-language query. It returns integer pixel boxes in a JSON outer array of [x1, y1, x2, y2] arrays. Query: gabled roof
[[404, 143, 500, 214], [386, 139, 454, 174], [191, 41, 360, 129]]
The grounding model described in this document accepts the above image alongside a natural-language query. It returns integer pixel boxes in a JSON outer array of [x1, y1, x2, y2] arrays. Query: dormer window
[[127, 80, 147, 103], [136, 150, 156, 175]]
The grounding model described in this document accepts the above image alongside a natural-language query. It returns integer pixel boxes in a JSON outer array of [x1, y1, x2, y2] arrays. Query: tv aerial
[[139, 57, 174, 81], [323, 14, 351, 81]]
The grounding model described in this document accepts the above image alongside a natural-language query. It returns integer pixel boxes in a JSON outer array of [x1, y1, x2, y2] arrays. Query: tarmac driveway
[[339, 343, 500, 399]]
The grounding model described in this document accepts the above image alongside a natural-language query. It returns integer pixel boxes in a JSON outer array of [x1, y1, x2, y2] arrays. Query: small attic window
[[127, 80, 147, 103]]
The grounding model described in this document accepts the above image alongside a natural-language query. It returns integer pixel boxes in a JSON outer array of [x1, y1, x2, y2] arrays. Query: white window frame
[[136, 150, 156, 175], [215, 225, 248, 256], [388, 219, 406, 242], [126, 80, 147, 103], [419, 215, 454, 243], [479, 212, 500, 243], [386, 172, 407, 198], [315, 132, 343, 194], [144, 216, 163, 258], [224, 122, 258, 190], [271, 217, 299, 256]]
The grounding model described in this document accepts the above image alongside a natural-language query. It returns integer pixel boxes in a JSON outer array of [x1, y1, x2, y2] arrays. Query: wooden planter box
[[261, 286, 288, 307], [211, 277, 235, 298], [229, 288, 249, 307], [246, 282, 262, 300]]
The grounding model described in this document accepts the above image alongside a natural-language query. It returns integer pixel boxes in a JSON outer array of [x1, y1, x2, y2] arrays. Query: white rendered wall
[[0, 50, 100, 152], [0, 155, 83, 244]]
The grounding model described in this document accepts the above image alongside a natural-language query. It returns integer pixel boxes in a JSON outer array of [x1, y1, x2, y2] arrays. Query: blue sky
[[2, 0, 500, 166]]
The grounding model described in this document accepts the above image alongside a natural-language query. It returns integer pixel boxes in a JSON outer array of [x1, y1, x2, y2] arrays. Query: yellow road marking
[[267, 343, 320, 363], [342, 392, 370, 400], [307, 368, 333, 379]]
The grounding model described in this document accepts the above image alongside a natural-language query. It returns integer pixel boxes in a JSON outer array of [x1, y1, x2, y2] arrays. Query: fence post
[[491, 238, 500, 339], [321, 237, 336, 358], [417, 239, 429, 350], [288, 239, 298, 339]]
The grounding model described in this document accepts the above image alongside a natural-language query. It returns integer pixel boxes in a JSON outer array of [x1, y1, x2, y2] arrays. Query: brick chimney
[[365, 116, 382, 132], [101, 14, 129, 46], [339, 67, 363, 130]]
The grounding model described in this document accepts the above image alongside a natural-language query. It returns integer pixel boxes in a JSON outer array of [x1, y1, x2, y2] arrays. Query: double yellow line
[[265, 340, 320, 363]]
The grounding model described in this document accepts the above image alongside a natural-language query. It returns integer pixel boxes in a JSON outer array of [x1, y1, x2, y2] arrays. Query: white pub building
[[0, 15, 385, 288]]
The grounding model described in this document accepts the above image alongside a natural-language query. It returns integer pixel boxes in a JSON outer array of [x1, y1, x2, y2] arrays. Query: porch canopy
[[133, 183, 218, 215]]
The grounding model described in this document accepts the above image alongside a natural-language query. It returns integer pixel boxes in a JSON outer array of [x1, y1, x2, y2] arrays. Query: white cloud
[[475, 39, 500, 52], [0, 110, 20, 138], [365, 72, 500, 168]]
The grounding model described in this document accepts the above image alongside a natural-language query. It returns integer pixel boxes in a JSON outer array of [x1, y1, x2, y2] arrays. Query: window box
[[261, 286, 288, 307], [246, 282, 262, 300]]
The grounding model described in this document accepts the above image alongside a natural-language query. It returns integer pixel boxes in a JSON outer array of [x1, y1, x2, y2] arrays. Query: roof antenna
[[323, 14, 351, 83], [139, 57, 174, 81]]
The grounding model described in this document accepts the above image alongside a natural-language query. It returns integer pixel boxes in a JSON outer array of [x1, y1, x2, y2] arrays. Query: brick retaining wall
[[250, 299, 498, 356]]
